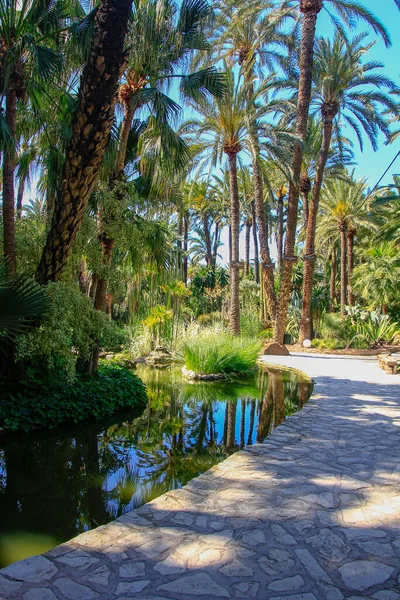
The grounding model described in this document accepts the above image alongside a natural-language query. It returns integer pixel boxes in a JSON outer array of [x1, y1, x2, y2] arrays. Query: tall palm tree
[[182, 67, 248, 335], [37, 0, 134, 284], [317, 177, 372, 317], [299, 32, 399, 340], [218, 0, 295, 342], [0, 0, 84, 274], [277, 0, 397, 346]]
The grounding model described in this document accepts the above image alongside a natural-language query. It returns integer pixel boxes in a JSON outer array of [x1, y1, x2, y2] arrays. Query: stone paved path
[[1, 354, 400, 600]]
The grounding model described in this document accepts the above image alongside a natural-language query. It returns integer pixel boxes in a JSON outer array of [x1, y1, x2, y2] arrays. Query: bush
[[0, 364, 147, 432], [356, 315, 399, 347], [240, 310, 263, 337], [320, 313, 358, 348], [180, 335, 262, 375], [100, 320, 129, 351], [16, 282, 105, 382], [312, 338, 346, 350]]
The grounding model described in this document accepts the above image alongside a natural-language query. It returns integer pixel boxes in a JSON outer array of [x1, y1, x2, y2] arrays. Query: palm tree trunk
[[227, 151, 241, 336], [16, 172, 27, 219], [299, 106, 336, 341], [202, 213, 213, 267], [250, 201, 259, 284], [340, 225, 347, 318], [249, 131, 277, 334], [300, 173, 311, 231], [245, 218, 251, 276], [115, 102, 135, 175], [330, 246, 337, 312], [347, 229, 355, 306], [46, 190, 55, 224], [36, 0, 132, 284], [3, 86, 17, 276], [276, 0, 322, 344], [213, 221, 219, 268], [177, 212, 183, 277], [183, 212, 189, 283], [277, 195, 284, 277]]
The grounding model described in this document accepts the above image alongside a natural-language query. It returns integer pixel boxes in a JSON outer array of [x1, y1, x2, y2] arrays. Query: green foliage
[[317, 308, 399, 349], [0, 267, 49, 345], [354, 313, 400, 347], [320, 313, 359, 349], [0, 364, 147, 432], [181, 334, 262, 375], [312, 338, 346, 350], [16, 282, 105, 381], [240, 310, 263, 338], [189, 266, 229, 316], [100, 321, 129, 351]]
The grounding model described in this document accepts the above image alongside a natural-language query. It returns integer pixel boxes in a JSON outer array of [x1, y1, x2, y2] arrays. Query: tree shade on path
[[1, 354, 399, 598]]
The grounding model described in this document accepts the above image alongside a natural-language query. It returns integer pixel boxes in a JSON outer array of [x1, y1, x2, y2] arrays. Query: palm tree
[[182, 68, 248, 335], [92, 0, 226, 318], [278, 0, 397, 346], [353, 242, 400, 314], [36, 0, 134, 284], [0, 0, 83, 274], [299, 32, 399, 341], [219, 0, 295, 343], [317, 177, 373, 317]]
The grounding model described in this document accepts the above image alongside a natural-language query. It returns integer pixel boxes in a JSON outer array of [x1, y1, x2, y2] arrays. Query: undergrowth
[[0, 364, 147, 432]]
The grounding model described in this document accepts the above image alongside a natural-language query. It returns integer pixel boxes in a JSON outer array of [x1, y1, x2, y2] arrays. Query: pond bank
[[1, 354, 400, 599]]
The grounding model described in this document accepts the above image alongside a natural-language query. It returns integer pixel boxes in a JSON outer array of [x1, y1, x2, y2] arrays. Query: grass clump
[[181, 334, 262, 375]]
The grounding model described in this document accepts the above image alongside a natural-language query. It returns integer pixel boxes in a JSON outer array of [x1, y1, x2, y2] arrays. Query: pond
[[0, 364, 312, 567]]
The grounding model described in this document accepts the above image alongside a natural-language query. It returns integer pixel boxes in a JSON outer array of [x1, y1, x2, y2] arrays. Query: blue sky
[[217, 1, 400, 265], [317, 1, 400, 188]]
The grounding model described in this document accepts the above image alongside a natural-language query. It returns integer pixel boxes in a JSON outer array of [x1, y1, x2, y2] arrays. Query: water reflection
[[0, 365, 311, 567]]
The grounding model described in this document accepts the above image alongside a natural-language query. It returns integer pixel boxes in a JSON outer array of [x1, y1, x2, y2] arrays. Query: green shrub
[[320, 313, 358, 348], [16, 282, 105, 381], [100, 320, 129, 351], [181, 335, 262, 375], [312, 338, 346, 350], [356, 315, 399, 347], [240, 310, 263, 337], [0, 364, 147, 432], [197, 313, 213, 327]]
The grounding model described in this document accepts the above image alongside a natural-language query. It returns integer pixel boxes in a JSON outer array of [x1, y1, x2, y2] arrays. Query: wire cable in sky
[[362, 149, 400, 206]]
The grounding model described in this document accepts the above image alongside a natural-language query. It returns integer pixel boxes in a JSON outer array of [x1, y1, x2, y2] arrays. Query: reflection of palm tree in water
[[298, 381, 311, 408], [247, 399, 256, 445], [257, 372, 286, 441], [273, 373, 286, 427], [240, 399, 246, 449], [257, 380, 274, 442], [225, 401, 238, 454]]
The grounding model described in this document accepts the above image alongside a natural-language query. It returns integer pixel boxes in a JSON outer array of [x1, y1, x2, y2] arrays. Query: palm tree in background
[[0, 0, 86, 274], [299, 32, 399, 341], [353, 242, 400, 314], [182, 67, 248, 335], [276, 0, 398, 346], [217, 0, 295, 342], [317, 177, 373, 317]]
